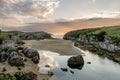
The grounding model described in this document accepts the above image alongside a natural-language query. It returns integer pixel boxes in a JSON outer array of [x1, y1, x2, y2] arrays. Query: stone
[[24, 72, 38, 80], [67, 55, 84, 70], [0, 51, 8, 62], [23, 47, 39, 58], [26, 49, 39, 58], [61, 68, 68, 72], [32, 56, 40, 64], [8, 51, 24, 66]]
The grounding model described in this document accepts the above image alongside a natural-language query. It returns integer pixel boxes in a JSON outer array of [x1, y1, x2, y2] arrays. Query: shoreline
[[24, 39, 83, 55], [0, 40, 50, 80], [74, 41, 120, 64]]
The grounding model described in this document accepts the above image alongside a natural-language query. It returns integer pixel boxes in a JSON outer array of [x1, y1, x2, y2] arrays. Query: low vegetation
[[0, 72, 38, 80]]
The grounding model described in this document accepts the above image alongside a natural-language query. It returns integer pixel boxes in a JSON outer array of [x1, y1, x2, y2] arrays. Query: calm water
[[26, 40, 120, 80], [38, 49, 120, 80]]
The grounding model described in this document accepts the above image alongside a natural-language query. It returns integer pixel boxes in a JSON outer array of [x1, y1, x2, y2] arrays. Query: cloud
[[38, 50, 59, 74], [92, 0, 96, 2], [0, 0, 59, 26], [82, 11, 120, 18]]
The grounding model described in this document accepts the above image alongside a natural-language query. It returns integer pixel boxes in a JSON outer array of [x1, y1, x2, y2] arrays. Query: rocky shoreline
[[0, 40, 51, 80], [74, 41, 120, 64]]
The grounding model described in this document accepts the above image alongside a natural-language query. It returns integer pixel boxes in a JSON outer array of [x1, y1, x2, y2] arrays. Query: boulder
[[22, 47, 29, 54], [24, 72, 38, 80], [23, 47, 39, 58], [7, 46, 17, 53], [0, 51, 8, 62], [1, 44, 15, 52], [27, 49, 39, 58], [61, 68, 68, 72], [8, 51, 24, 66], [67, 55, 84, 70], [32, 56, 40, 64]]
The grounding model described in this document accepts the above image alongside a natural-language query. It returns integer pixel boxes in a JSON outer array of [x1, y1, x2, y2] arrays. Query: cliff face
[[64, 26, 120, 52]]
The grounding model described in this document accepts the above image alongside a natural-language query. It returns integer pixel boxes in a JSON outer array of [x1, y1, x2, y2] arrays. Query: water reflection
[[38, 50, 59, 74], [38, 50, 120, 80]]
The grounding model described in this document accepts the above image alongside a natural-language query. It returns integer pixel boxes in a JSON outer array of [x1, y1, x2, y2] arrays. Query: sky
[[0, 0, 120, 34], [50, 0, 120, 19]]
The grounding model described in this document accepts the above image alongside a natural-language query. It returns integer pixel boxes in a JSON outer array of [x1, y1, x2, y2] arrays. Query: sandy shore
[[0, 57, 50, 80], [24, 39, 83, 55]]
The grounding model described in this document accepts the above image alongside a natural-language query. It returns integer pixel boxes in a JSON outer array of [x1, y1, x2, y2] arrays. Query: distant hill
[[0, 31, 52, 40], [64, 26, 120, 39], [1, 18, 120, 35]]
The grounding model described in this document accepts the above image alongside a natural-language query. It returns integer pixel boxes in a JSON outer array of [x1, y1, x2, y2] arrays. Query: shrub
[[14, 72, 24, 80], [0, 73, 16, 80], [97, 31, 107, 42]]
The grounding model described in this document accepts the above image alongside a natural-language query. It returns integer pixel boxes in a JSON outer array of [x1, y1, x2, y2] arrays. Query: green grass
[[91, 26, 120, 37], [0, 32, 9, 40], [64, 26, 120, 39]]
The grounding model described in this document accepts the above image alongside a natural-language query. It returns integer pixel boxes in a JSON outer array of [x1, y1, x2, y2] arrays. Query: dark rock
[[7, 46, 17, 53], [48, 71, 54, 77], [26, 49, 39, 58], [24, 72, 38, 80], [61, 68, 68, 72], [45, 64, 50, 68], [87, 62, 91, 64], [0, 38, 3, 44], [32, 56, 40, 64], [67, 55, 84, 70], [1, 44, 10, 52], [1, 44, 16, 53], [8, 51, 24, 66], [23, 47, 39, 58], [70, 70, 74, 74], [2, 67, 7, 72], [0, 51, 8, 62], [22, 47, 29, 54]]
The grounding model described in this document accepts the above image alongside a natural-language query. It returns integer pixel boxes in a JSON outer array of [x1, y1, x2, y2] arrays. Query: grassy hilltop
[[64, 26, 120, 39], [0, 31, 52, 40]]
